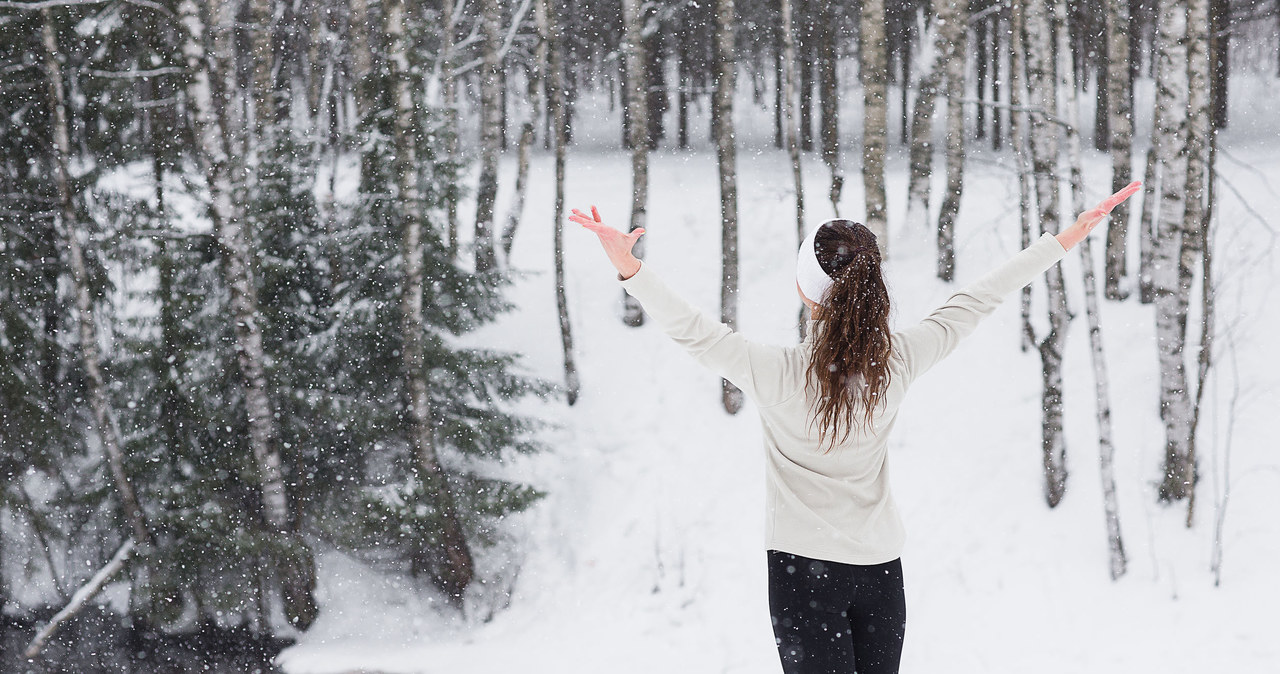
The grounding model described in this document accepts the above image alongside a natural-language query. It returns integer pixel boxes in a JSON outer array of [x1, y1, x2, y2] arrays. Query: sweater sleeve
[[619, 263, 798, 407], [893, 232, 1069, 385]]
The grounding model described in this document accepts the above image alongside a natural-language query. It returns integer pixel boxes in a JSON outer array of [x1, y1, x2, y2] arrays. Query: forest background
[[1, 0, 1278, 670]]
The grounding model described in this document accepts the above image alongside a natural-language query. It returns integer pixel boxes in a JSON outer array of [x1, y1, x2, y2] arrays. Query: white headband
[[796, 222, 833, 305]]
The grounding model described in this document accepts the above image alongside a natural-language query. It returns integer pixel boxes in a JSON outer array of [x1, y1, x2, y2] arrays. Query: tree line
[[1, 0, 1274, 651]]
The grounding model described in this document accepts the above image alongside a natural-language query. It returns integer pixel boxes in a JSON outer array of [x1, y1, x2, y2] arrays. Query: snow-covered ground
[[276, 75, 1280, 673]]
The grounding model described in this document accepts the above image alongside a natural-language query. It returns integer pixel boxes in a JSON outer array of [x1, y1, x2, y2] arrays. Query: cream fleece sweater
[[619, 232, 1070, 565]]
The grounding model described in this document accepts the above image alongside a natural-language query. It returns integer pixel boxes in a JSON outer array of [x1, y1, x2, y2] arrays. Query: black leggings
[[768, 551, 906, 674]]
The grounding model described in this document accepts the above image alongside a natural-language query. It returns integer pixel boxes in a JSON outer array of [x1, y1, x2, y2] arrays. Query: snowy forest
[[1, 0, 1278, 670]]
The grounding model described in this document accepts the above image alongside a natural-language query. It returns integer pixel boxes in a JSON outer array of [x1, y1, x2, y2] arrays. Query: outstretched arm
[[896, 181, 1142, 384], [573, 206, 799, 407]]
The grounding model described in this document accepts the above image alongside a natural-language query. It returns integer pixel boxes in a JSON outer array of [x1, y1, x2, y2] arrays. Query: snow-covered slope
[[277, 76, 1280, 673]]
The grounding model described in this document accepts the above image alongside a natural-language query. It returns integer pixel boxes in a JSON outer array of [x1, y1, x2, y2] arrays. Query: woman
[[570, 180, 1140, 674]]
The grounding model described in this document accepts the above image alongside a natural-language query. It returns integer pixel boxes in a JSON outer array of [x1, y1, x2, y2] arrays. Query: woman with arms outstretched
[[571, 181, 1140, 674]]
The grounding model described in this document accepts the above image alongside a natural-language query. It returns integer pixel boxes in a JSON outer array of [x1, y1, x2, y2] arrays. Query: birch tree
[[860, 0, 887, 238], [780, 0, 806, 336], [1157, 0, 1209, 504], [1023, 0, 1070, 507], [621, 0, 649, 327], [819, 0, 842, 213], [714, 0, 743, 414], [1149, 0, 1195, 503], [39, 9, 151, 551], [385, 0, 476, 603], [1009, 0, 1037, 352], [1104, 0, 1135, 299], [934, 1, 969, 281], [474, 0, 504, 273], [1058, 1, 1128, 579], [178, 0, 316, 627], [905, 1, 964, 235], [541, 0, 580, 404]]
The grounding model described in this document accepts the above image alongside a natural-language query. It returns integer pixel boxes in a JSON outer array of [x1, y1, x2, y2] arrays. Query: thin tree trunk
[[774, 22, 783, 149], [386, 0, 475, 603], [1188, 114, 1218, 528], [1010, 0, 1037, 353], [1150, 0, 1194, 503], [905, 1, 959, 233], [622, 0, 648, 327], [41, 10, 150, 549], [799, 5, 815, 152], [473, 0, 503, 273], [179, 0, 315, 628], [900, 17, 912, 146], [500, 120, 536, 261], [540, 0, 580, 405], [820, 0, 842, 214], [1024, 0, 1070, 508], [1137, 145, 1160, 303], [935, 1, 969, 281], [24, 539, 135, 659], [861, 0, 888, 248], [780, 0, 806, 336], [1208, 0, 1227, 130], [1104, 0, 1135, 300], [714, 0, 743, 414], [1157, 0, 1207, 504], [1059, 2, 1128, 580], [975, 16, 988, 141], [440, 0, 461, 258], [992, 15, 1003, 151]]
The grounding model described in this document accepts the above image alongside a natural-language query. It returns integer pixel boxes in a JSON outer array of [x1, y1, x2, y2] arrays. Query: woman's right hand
[[571, 205, 645, 280]]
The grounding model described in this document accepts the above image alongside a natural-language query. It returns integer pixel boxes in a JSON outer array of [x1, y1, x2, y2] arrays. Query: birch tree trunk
[[860, 0, 887, 248], [1024, 0, 1070, 507], [179, 0, 316, 628], [473, 0, 503, 274], [41, 10, 150, 549], [385, 0, 475, 603], [1058, 1, 1128, 579], [540, 0, 580, 405], [501, 120, 535, 262], [1150, 0, 1195, 503], [440, 0, 462, 257], [935, 1, 969, 281], [905, 1, 961, 234], [780, 0, 806, 337], [1010, 0, 1037, 353], [1157, 0, 1208, 504], [820, 0, 842, 214], [713, 0, 743, 414], [621, 0, 648, 327], [1137, 145, 1160, 303], [1104, 0, 1135, 300]]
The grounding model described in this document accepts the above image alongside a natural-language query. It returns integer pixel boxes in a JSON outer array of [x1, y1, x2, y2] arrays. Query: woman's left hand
[[1056, 180, 1143, 251]]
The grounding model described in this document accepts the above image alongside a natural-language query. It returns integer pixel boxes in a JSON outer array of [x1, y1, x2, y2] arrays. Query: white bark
[[386, 0, 475, 604], [1150, 0, 1195, 503], [24, 540, 135, 659], [1059, 3, 1127, 580], [780, 0, 806, 336], [41, 9, 150, 548], [1104, 0, 1134, 299], [473, 0, 503, 273], [713, 0, 742, 414], [539, 0, 579, 404], [935, 1, 969, 282], [860, 0, 886, 246], [1009, 0, 1037, 353], [1022, 0, 1069, 507], [621, 0, 648, 327]]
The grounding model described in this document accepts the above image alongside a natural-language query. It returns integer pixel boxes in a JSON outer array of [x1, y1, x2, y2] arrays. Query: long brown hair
[[803, 221, 892, 450]]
